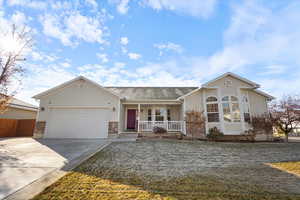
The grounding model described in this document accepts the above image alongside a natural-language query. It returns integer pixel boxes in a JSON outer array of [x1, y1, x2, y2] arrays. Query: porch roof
[[105, 87, 197, 100]]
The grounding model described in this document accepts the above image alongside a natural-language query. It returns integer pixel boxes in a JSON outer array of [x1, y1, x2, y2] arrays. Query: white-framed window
[[206, 96, 219, 122], [222, 96, 241, 122], [242, 95, 251, 123], [155, 108, 164, 121]]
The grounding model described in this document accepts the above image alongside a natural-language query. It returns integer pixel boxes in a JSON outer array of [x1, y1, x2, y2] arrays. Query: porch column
[[164, 106, 168, 131], [138, 104, 141, 132], [152, 106, 155, 129], [237, 88, 246, 132]]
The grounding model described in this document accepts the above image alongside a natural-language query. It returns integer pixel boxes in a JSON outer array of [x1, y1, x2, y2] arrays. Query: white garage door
[[45, 108, 111, 138]]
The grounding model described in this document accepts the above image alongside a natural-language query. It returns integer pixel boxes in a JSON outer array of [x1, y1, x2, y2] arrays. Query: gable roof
[[32, 73, 274, 101], [33, 76, 122, 99], [8, 97, 38, 111], [177, 72, 274, 100], [105, 87, 197, 100], [202, 72, 260, 88], [254, 89, 275, 101]]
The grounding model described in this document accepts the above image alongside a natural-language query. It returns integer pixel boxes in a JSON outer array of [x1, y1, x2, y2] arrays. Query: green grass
[[269, 161, 300, 177], [31, 155, 300, 200]]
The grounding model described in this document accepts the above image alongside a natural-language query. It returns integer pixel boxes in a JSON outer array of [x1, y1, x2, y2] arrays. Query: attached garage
[[45, 107, 112, 138], [33, 76, 121, 139]]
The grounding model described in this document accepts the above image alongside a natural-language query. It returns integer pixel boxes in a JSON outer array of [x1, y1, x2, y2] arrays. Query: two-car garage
[[33, 76, 120, 139], [45, 108, 112, 138]]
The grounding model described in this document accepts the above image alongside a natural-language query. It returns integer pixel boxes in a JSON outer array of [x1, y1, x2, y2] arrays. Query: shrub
[[250, 114, 273, 133], [207, 127, 224, 140], [153, 126, 167, 134]]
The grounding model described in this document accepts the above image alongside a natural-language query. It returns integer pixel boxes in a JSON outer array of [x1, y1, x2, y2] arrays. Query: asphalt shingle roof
[[105, 87, 198, 100]]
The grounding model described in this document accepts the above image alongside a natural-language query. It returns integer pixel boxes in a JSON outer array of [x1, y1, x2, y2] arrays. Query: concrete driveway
[[0, 138, 109, 200]]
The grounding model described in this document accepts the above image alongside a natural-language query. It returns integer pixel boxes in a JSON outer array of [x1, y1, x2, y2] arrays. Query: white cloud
[[121, 46, 128, 54], [85, 0, 98, 9], [7, 0, 47, 10], [10, 11, 27, 25], [60, 62, 71, 68], [142, 0, 218, 18], [97, 53, 109, 63], [183, 0, 300, 96], [116, 0, 130, 14], [120, 37, 129, 45], [154, 42, 183, 55], [40, 11, 106, 46], [77, 61, 198, 87], [16, 63, 75, 104], [128, 52, 141, 60], [260, 65, 286, 75]]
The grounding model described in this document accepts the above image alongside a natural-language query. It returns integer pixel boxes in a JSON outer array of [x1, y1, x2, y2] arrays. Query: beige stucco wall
[[184, 90, 203, 112], [248, 90, 268, 116], [183, 75, 270, 135], [206, 75, 253, 89], [0, 107, 37, 119], [37, 79, 120, 122]]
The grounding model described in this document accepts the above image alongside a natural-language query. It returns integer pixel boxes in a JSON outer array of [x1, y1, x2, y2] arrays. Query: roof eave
[[33, 76, 122, 99]]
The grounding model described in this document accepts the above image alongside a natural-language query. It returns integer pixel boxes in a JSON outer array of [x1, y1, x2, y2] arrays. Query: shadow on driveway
[[0, 137, 108, 200]]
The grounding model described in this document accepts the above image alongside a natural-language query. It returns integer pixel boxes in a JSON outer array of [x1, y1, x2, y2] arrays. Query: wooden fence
[[0, 119, 35, 137]]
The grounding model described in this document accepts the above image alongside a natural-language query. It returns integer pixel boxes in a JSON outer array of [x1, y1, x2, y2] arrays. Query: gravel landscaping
[[32, 140, 300, 200]]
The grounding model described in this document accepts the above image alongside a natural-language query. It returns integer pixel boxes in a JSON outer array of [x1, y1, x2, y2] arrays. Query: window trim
[[155, 108, 164, 121], [222, 95, 241, 123], [242, 95, 251, 123], [206, 96, 220, 123]]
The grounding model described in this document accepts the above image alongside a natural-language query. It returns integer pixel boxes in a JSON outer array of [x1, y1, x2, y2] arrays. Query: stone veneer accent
[[33, 121, 46, 138], [108, 121, 118, 134]]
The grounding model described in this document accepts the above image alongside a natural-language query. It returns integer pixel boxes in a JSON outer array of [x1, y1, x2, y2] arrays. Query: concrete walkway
[[0, 138, 109, 200]]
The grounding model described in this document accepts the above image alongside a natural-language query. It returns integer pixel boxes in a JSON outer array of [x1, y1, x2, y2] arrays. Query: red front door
[[127, 109, 136, 130]]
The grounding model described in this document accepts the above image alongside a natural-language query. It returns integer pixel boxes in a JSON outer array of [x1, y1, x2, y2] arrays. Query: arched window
[[242, 95, 251, 123], [206, 96, 219, 122], [222, 96, 241, 122]]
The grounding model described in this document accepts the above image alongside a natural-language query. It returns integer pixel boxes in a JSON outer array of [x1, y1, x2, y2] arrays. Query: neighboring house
[[32, 72, 274, 140], [0, 97, 38, 119], [0, 97, 38, 137]]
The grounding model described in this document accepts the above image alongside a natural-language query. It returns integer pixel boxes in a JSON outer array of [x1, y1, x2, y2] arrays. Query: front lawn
[[269, 161, 300, 177], [32, 141, 300, 200]]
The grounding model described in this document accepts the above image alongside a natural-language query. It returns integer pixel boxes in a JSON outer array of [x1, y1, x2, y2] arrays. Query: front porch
[[120, 103, 185, 134]]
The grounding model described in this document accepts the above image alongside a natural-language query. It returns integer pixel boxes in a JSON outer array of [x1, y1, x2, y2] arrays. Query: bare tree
[[0, 24, 33, 113], [270, 95, 300, 142], [185, 111, 206, 138]]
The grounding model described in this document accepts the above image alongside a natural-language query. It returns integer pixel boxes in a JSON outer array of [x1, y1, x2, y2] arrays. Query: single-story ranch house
[[33, 72, 274, 140]]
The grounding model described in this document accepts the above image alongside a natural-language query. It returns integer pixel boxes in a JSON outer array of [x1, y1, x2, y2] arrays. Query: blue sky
[[0, 0, 299, 104]]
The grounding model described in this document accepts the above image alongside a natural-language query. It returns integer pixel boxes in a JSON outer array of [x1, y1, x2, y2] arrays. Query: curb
[[4, 142, 111, 200]]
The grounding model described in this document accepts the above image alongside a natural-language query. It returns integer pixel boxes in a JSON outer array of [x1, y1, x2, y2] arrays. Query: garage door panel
[[45, 108, 110, 138]]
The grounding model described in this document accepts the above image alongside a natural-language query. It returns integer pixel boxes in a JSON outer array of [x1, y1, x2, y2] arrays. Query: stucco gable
[[203, 72, 260, 88]]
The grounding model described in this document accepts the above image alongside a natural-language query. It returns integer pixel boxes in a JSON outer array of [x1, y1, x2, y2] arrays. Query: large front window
[[222, 96, 241, 122], [206, 96, 219, 122]]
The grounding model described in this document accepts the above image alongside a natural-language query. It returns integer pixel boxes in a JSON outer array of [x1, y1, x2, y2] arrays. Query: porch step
[[118, 133, 138, 139]]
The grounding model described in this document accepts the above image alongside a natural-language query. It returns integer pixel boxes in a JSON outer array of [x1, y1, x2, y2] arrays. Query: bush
[[207, 127, 224, 140], [153, 126, 167, 134], [250, 114, 273, 133]]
